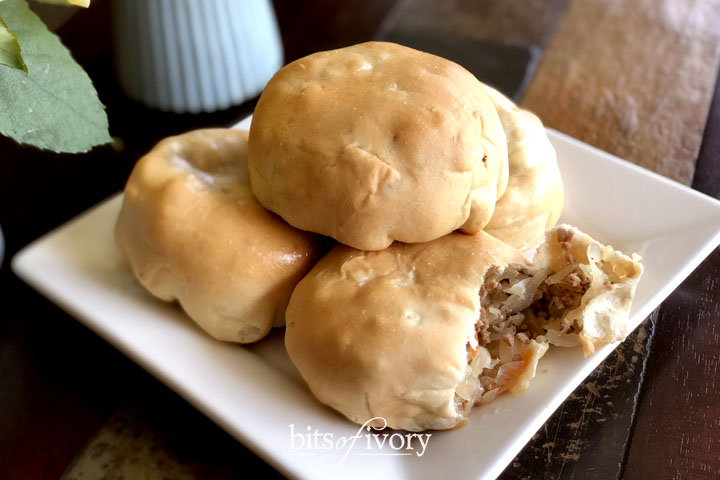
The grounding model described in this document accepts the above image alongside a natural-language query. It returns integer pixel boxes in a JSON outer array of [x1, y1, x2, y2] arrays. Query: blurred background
[[1, 0, 719, 479], [0, 0, 572, 270]]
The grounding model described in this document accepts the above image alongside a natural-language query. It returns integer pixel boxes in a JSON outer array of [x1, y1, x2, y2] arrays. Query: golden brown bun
[[285, 232, 524, 431], [484, 86, 564, 251], [286, 225, 643, 431], [249, 41, 508, 251], [115, 129, 325, 344]]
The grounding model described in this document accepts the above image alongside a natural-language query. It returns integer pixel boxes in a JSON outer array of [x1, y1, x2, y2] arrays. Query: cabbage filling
[[455, 237, 601, 412]]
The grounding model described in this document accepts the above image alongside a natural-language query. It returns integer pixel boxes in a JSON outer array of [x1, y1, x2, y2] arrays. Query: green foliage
[[0, 15, 26, 71], [33, 0, 90, 7], [0, 0, 109, 153]]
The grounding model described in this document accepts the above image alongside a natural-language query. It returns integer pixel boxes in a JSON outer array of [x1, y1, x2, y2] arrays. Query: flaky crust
[[249, 41, 508, 251], [484, 86, 564, 251], [285, 232, 524, 431], [115, 129, 325, 343]]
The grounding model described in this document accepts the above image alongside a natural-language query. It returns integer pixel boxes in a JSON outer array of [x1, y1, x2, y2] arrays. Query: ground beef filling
[[458, 260, 592, 409], [532, 268, 590, 332], [475, 263, 590, 353], [456, 229, 618, 413]]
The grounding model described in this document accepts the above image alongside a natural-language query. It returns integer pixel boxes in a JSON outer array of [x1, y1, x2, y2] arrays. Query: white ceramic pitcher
[[112, 0, 283, 113]]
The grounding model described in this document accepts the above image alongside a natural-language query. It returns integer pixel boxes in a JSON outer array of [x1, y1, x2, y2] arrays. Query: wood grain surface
[[380, 0, 570, 48], [380, 0, 570, 100], [521, 0, 720, 184], [502, 318, 657, 480], [621, 66, 720, 480]]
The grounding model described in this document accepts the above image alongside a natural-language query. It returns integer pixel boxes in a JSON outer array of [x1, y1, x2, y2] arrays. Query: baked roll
[[285, 226, 642, 431], [484, 86, 564, 251], [115, 129, 325, 344], [249, 41, 508, 251]]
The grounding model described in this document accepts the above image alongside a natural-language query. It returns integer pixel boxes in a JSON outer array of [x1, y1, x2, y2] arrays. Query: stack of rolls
[[115, 42, 643, 432]]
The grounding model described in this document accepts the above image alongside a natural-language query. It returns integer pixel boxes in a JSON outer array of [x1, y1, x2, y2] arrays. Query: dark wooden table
[[1, 1, 719, 479]]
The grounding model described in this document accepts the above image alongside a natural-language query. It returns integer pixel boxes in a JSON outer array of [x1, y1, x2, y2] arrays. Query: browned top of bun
[[249, 41, 508, 251]]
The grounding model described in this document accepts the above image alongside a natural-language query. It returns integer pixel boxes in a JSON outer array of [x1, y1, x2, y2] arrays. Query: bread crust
[[285, 225, 643, 430], [249, 42, 508, 251], [285, 232, 524, 431], [115, 129, 325, 343], [484, 86, 564, 251]]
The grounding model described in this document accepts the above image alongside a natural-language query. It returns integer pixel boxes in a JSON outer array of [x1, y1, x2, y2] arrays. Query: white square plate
[[12, 116, 720, 480]]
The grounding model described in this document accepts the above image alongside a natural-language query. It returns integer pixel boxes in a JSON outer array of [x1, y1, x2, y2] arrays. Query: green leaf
[[0, 15, 27, 72], [0, 0, 110, 153], [33, 0, 90, 7]]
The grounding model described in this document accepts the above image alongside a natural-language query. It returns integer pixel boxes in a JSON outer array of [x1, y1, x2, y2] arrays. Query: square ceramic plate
[[12, 116, 720, 480]]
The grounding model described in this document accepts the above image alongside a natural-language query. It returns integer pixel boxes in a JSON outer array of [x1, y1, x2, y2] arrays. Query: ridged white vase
[[112, 0, 283, 113]]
